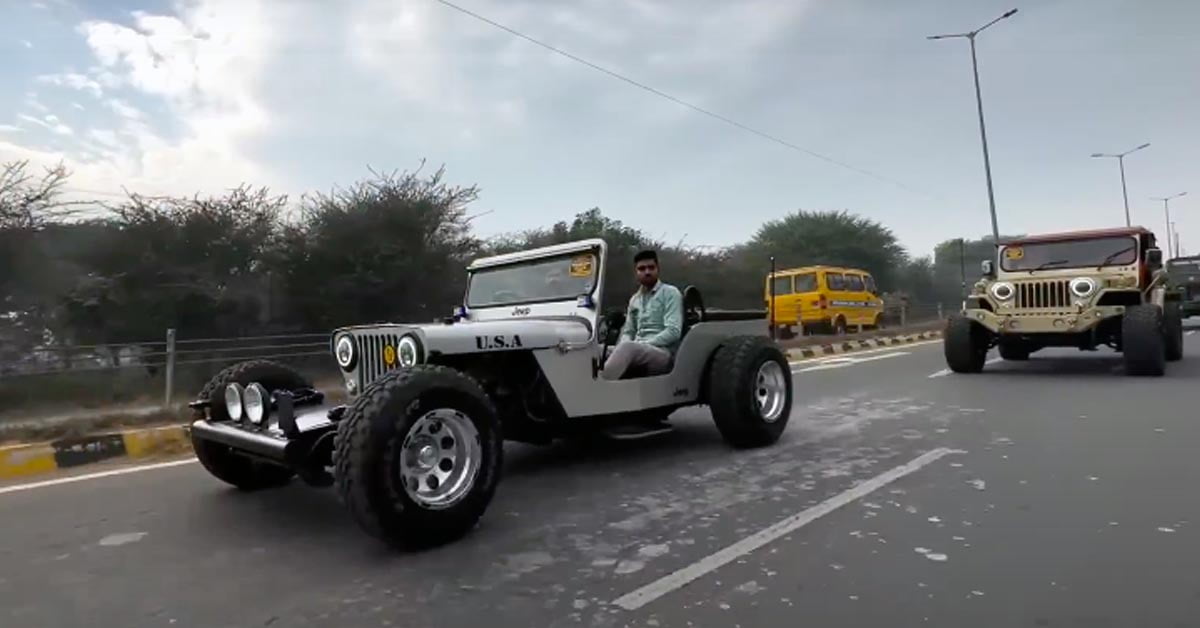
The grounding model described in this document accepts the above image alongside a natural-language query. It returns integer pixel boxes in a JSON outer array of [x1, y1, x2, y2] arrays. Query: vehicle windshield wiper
[[1029, 259, 1069, 273], [1096, 245, 1136, 270]]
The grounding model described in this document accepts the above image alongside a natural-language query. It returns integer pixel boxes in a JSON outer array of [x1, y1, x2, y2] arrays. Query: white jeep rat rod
[[188, 238, 794, 547]]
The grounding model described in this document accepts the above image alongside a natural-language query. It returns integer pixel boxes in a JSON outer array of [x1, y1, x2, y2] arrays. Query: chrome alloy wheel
[[397, 408, 482, 509]]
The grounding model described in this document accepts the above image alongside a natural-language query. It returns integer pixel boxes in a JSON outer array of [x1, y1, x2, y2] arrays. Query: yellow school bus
[[765, 265, 885, 337]]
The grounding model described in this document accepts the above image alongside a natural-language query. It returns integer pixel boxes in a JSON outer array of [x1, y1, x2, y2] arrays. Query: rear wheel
[[707, 336, 792, 448], [1122, 304, 1166, 376], [998, 341, 1031, 361], [944, 315, 989, 373], [192, 360, 308, 490], [334, 366, 503, 548], [1165, 301, 1184, 362]]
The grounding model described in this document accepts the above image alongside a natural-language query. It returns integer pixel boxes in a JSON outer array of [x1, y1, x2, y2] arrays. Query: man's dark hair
[[634, 249, 658, 265]]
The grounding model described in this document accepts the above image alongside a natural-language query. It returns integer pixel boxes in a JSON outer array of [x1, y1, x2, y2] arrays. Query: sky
[[1, 0, 1197, 259]]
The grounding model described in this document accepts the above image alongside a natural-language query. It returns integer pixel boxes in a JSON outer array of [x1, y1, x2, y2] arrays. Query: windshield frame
[[464, 247, 602, 309], [999, 235, 1140, 272]]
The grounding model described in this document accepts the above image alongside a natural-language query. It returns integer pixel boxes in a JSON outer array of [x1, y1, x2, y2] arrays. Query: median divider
[[785, 329, 944, 361], [0, 423, 193, 481]]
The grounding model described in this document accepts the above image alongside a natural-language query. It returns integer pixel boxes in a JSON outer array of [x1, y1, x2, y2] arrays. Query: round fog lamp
[[990, 282, 1015, 301], [398, 335, 420, 367], [224, 383, 244, 421], [1070, 277, 1097, 298], [335, 334, 356, 369], [244, 382, 269, 425]]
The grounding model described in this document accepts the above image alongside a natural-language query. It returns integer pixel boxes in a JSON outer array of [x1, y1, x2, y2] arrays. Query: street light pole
[[928, 8, 1018, 244], [1151, 191, 1187, 258], [1091, 143, 1151, 227], [959, 237, 967, 301]]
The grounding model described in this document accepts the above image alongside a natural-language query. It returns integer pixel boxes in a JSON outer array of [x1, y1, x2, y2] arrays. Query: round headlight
[[990, 282, 1015, 301], [398, 335, 420, 367], [1070, 277, 1097, 298], [224, 383, 244, 421], [244, 382, 269, 425], [334, 334, 356, 369]]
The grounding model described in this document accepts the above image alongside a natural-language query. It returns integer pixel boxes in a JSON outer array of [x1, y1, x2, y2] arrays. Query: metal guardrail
[[1, 304, 954, 407], [0, 329, 335, 407]]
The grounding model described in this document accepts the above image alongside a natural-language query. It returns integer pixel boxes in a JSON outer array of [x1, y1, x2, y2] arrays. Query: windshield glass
[[466, 250, 599, 308], [1000, 236, 1138, 271]]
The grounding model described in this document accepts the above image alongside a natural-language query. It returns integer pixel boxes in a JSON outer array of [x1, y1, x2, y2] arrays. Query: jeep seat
[[681, 284, 705, 337]]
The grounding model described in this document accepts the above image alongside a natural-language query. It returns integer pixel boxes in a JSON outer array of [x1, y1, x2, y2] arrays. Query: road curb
[[786, 329, 944, 361], [0, 424, 192, 481]]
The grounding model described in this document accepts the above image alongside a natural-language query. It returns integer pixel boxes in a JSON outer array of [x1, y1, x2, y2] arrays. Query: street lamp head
[[1002, 8, 1018, 18], [1135, 142, 1151, 151], [1090, 153, 1106, 158]]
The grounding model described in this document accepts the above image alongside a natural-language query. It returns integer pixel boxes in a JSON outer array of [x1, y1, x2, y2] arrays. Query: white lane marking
[[1188, 330, 1196, 336], [610, 447, 967, 612], [793, 352, 909, 373], [99, 531, 148, 547], [787, 339, 941, 366], [928, 357, 1002, 378], [0, 458, 197, 496]]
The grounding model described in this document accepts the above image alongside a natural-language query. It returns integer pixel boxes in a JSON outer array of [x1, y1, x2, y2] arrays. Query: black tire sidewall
[[1164, 302, 1184, 361], [709, 336, 792, 448], [945, 316, 987, 372], [1122, 304, 1166, 375], [336, 367, 502, 548]]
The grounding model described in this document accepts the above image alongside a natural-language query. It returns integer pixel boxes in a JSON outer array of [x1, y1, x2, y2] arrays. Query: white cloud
[[4, 0, 816, 205], [16, 113, 73, 136], [20, 40, 34, 49], [37, 72, 104, 97], [0, 125, 23, 134], [4, 0, 281, 198]]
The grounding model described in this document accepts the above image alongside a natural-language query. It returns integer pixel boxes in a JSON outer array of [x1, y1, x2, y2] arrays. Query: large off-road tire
[[192, 360, 309, 490], [707, 336, 793, 448], [1122, 304, 1166, 376], [944, 315, 989, 373], [998, 340, 1030, 361], [334, 366, 503, 549], [1164, 301, 1184, 362]]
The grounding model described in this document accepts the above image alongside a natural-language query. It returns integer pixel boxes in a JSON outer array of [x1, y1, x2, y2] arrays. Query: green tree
[[930, 235, 1022, 306], [742, 209, 910, 289], [271, 164, 482, 328], [57, 186, 288, 344], [0, 160, 88, 364]]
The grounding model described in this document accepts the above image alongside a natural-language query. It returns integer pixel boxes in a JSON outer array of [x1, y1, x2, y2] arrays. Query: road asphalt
[[2, 328, 1199, 628]]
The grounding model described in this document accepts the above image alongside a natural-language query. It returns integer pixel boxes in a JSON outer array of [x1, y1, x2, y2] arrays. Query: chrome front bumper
[[190, 401, 339, 465]]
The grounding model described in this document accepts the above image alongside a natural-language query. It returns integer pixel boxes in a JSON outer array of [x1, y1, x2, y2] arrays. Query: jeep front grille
[[1016, 280, 1070, 309], [354, 332, 404, 390]]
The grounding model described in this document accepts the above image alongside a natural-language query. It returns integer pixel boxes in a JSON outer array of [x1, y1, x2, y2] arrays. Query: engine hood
[[338, 316, 593, 356]]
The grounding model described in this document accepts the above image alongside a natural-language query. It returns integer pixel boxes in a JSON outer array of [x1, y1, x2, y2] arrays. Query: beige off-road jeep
[[944, 226, 1183, 376]]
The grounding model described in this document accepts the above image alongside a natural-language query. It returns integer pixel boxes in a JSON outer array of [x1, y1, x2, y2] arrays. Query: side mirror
[[1146, 248, 1163, 267], [981, 260, 995, 276]]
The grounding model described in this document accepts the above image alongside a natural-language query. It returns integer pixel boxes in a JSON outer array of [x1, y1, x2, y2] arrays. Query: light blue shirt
[[620, 281, 683, 354]]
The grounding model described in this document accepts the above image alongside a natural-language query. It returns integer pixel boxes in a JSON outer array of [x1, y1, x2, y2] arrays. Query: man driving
[[602, 249, 683, 380]]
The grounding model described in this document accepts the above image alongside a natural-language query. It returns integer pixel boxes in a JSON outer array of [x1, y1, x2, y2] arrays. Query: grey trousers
[[601, 341, 673, 380]]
